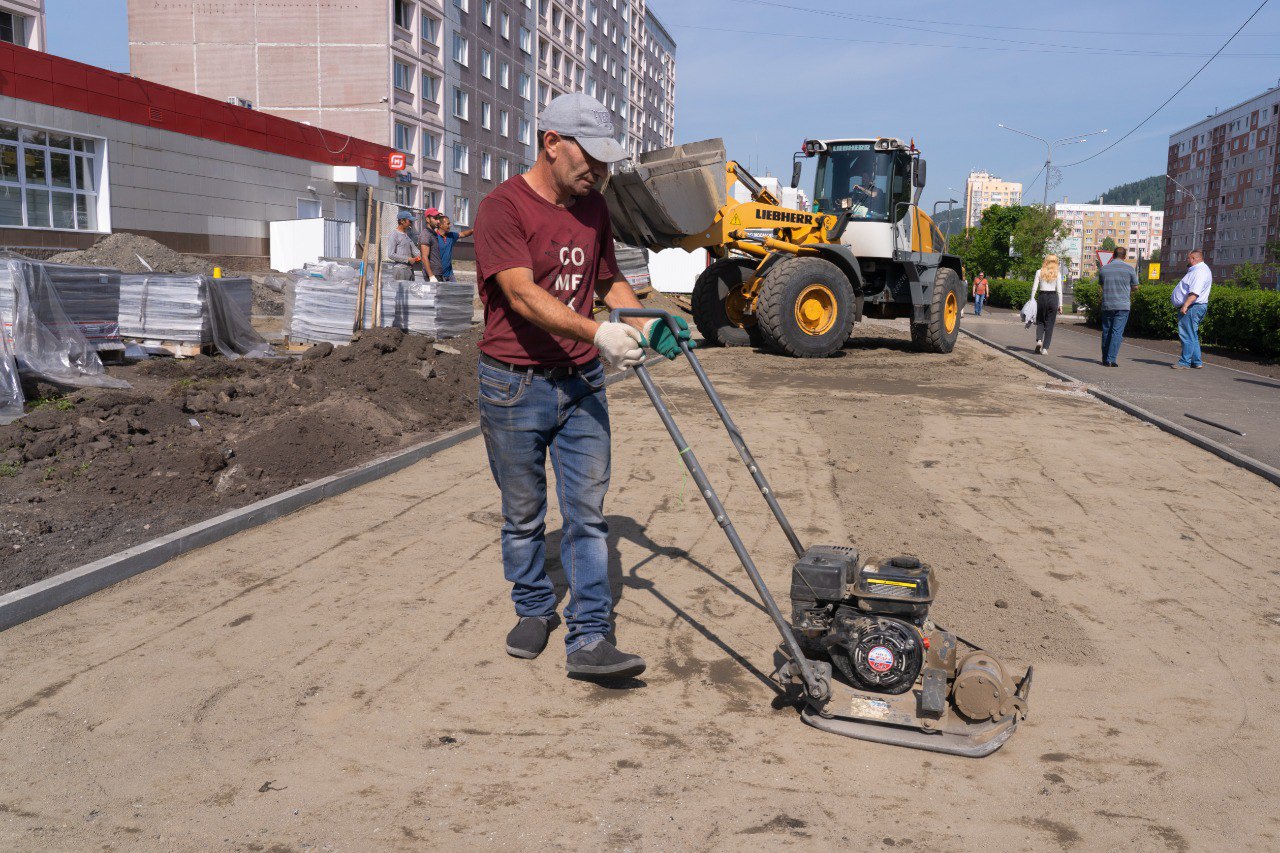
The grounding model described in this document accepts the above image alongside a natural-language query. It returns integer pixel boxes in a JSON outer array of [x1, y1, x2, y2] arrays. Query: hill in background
[[1089, 175, 1165, 209]]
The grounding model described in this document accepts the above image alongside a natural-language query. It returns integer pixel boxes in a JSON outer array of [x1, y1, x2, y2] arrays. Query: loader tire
[[912, 266, 963, 353], [756, 256, 855, 358], [691, 257, 764, 348]]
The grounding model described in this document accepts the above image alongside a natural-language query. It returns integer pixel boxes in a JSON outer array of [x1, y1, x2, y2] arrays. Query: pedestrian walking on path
[[1031, 254, 1063, 354], [386, 210, 421, 281], [1097, 246, 1139, 366], [1171, 250, 1212, 369], [972, 272, 989, 315], [472, 92, 693, 681]]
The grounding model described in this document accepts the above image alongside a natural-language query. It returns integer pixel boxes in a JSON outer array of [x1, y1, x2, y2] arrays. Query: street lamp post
[[1166, 173, 1205, 253], [997, 124, 1108, 207]]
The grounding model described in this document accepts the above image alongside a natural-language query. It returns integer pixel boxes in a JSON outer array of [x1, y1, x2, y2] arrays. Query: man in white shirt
[[1170, 250, 1212, 369]]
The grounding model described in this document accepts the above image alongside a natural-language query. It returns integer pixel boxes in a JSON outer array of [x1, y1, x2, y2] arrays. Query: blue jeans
[[973, 294, 986, 315], [478, 358, 612, 654], [1177, 302, 1208, 367], [1100, 309, 1129, 365]]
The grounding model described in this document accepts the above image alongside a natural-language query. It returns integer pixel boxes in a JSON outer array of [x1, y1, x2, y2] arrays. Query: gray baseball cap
[[538, 92, 627, 164]]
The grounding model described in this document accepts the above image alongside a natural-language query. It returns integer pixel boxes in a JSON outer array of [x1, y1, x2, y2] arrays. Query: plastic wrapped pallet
[[614, 241, 652, 291], [0, 259, 129, 392], [0, 307, 22, 424], [118, 274, 254, 345], [286, 267, 474, 346], [0, 259, 122, 354]]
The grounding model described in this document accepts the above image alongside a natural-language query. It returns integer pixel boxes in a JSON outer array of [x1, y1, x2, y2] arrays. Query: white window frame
[[499, 60, 510, 88], [519, 26, 532, 53], [420, 12, 440, 44], [394, 121, 414, 152], [422, 72, 440, 103], [422, 131, 440, 161], [480, 101, 491, 129], [500, 11, 511, 38], [453, 195, 471, 226], [481, 151, 492, 180], [518, 118, 531, 145], [453, 87, 469, 120], [453, 32, 469, 66], [0, 121, 108, 232], [393, 59, 413, 92], [453, 141, 470, 174], [499, 109, 509, 137], [480, 48, 492, 79], [499, 157, 510, 180], [519, 73, 531, 100], [481, 0, 493, 26], [297, 197, 322, 219]]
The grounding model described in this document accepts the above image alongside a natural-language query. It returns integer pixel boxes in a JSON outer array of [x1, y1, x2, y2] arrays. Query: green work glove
[[643, 316, 695, 360]]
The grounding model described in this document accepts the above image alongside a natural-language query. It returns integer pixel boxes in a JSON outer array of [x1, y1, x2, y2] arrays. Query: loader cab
[[808, 139, 913, 224]]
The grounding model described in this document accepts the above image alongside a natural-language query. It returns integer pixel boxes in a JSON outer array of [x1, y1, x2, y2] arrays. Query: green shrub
[[1073, 281, 1100, 321], [986, 278, 1033, 309]]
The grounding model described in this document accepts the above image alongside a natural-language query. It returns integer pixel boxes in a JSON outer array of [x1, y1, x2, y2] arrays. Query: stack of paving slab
[[0, 259, 123, 354], [286, 263, 474, 346], [614, 241, 652, 291], [118, 274, 253, 346]]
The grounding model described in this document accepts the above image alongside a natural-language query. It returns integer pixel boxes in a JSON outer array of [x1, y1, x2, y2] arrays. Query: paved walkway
[[962, 307, 1280, 474]]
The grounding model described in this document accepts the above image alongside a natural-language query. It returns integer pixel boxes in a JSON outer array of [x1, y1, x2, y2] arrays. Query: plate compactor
[[615, 309, 1032, 757]]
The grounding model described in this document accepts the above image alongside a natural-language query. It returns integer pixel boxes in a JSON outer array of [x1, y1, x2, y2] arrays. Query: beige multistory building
[[0, 0, 44, 51], [129, 0, 675, 229], [1052, 201, 1164, 279], [964, 170, 1022, 227]]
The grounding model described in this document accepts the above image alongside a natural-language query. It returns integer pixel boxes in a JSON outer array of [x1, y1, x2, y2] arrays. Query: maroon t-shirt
[[473, 174, 619, 366]]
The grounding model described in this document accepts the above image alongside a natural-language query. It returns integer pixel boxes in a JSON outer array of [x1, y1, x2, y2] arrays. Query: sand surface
[[2, 324, 1277, 850]]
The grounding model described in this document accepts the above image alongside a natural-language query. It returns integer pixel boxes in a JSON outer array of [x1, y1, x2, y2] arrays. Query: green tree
[[1150, 248, 1161, 264], [952, 204, 1023, 279], [1232, 262, 1263, 289], [1100, 236, 1117, 252], [1010, 205, 1070, 280]]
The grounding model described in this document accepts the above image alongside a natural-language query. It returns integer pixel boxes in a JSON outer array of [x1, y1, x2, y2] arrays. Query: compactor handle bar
[[611, 308, 826, 699]]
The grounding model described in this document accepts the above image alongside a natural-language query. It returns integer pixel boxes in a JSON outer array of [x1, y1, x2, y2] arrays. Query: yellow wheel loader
[[604, 137, 965, 358]]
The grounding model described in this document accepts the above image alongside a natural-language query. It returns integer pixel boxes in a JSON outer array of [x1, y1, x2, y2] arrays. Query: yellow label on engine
[[868, 579, 917, 588]]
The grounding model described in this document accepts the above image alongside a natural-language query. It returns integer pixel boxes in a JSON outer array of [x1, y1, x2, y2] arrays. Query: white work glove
[[593, 321, 644, 369]]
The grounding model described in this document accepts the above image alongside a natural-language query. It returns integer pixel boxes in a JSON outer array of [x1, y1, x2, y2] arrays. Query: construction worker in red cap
[[418, 208, 443, 281]]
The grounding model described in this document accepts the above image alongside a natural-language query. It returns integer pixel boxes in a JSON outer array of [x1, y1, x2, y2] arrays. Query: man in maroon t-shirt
[[473, 93, 691, 680]]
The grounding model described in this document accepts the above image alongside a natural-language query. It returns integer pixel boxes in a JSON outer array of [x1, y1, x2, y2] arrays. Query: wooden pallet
[[131, 339, 214, 358]]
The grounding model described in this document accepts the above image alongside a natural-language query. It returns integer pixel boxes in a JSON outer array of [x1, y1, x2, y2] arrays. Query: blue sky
[[46, 0, 1280, 211]]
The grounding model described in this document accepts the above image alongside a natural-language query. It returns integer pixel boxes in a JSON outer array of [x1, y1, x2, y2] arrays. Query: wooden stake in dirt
[[371, 201, 384, 329], [354, 186, 374, 332]]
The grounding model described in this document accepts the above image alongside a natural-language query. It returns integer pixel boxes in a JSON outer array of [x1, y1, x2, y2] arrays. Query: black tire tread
[[691, 257, 759, 348], [914, 266, 961, 354], [756, 256, 856, 358]]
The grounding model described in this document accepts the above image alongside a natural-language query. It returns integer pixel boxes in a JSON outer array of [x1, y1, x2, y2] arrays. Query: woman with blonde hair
[[1031, 254, 1063, 353]]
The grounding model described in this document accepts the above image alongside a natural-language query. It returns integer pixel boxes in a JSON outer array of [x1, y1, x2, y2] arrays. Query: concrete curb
[[961, 328, 1280, 489], [0, 363, 650, 632]]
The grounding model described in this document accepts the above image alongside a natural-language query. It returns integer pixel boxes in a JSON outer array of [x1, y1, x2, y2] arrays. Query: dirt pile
[[0, 326, 482, 591], [48, 232, 216, 275]]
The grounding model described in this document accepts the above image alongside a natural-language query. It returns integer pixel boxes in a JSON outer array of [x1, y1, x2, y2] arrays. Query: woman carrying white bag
[[1029, 254, 1063, 354]]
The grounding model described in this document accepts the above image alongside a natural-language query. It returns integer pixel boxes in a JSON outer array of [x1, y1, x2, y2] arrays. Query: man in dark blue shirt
[[1097, 247, 1139, 367], [433, 215, 475, 282]]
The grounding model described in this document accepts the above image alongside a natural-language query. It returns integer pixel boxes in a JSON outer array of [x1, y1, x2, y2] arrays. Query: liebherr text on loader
[[604, 137, 966, 358]]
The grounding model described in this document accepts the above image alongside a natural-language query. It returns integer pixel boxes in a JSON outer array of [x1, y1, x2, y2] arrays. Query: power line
[[666, 21, 1280, 59], [1063, 0, 1271, 167], [735, 0, 1280, 39], [733, 0, 1280, 54]]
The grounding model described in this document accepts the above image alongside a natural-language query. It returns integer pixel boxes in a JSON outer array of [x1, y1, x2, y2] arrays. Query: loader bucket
[[604, 138, 727, 249]]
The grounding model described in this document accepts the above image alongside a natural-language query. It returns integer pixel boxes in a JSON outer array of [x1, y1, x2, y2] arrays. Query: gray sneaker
[[505, 613, 561, 659], [566, 639, 646, 679]]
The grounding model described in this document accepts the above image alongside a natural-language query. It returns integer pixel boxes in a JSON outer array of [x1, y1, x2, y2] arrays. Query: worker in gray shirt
[[386, 210, 421, 281], [1097, 246, 1139, 367], [418, 207, 444, 281]]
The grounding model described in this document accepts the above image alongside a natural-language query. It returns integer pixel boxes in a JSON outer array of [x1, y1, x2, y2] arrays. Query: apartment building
[[0, 0, 44, 52], [1163, 83, 1280, 282], [129, 0, 676, 229], [1052, 201, 1164, 279], [964, 170, 1021, 228]]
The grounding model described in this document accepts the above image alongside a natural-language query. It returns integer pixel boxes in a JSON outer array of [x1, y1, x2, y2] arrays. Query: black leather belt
[[481, 353, 597, 380]]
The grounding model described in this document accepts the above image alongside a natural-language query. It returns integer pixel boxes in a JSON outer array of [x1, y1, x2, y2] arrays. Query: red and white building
[[0, 41, 398, 264], [1164, 84, 1280, 283]]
